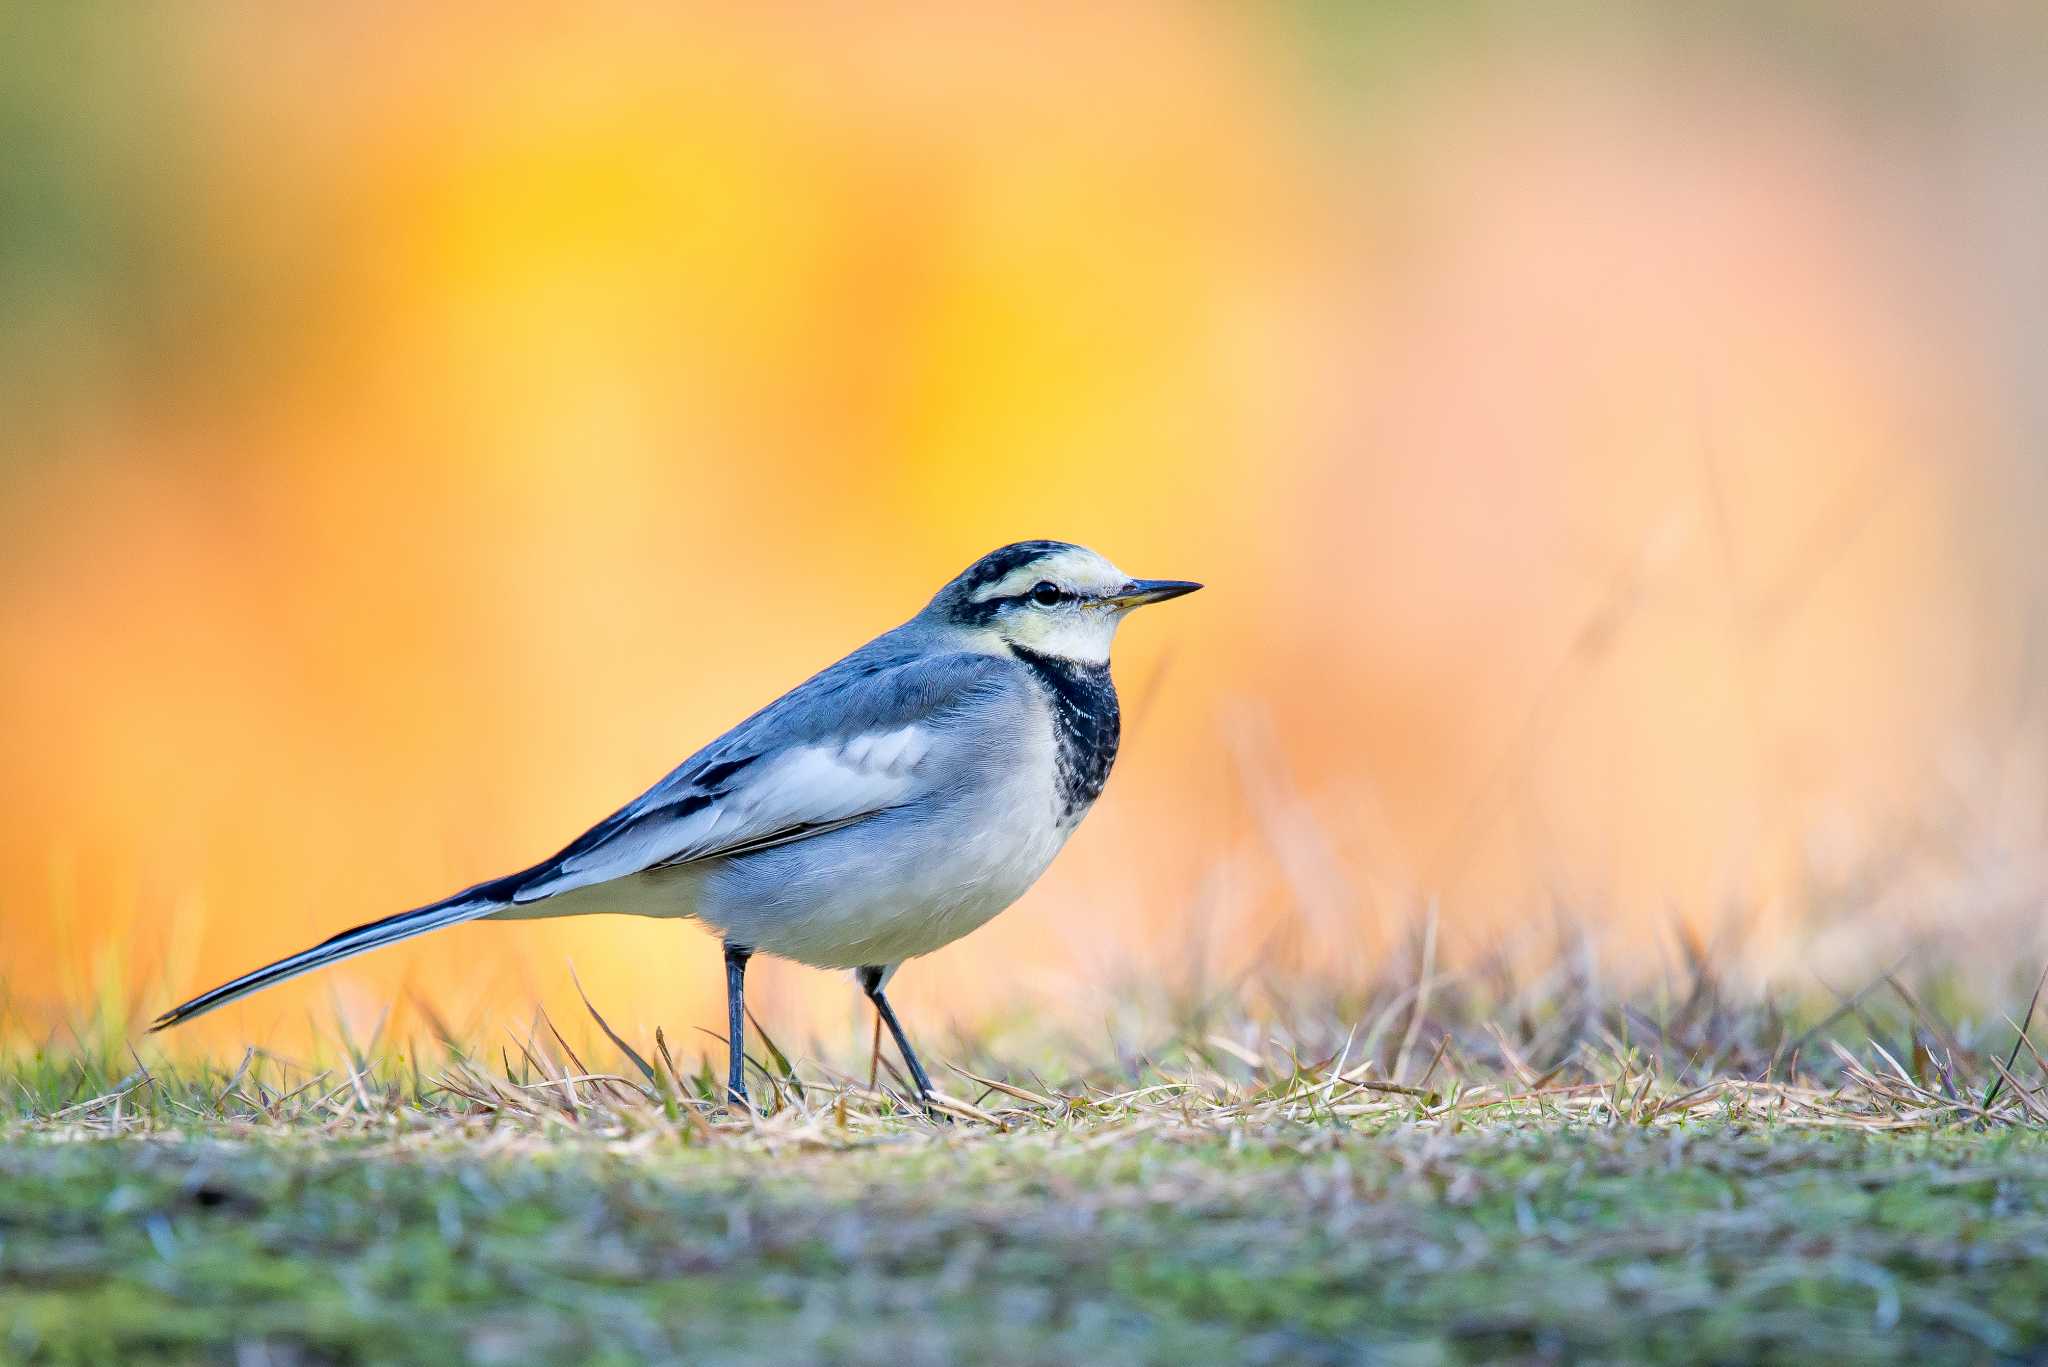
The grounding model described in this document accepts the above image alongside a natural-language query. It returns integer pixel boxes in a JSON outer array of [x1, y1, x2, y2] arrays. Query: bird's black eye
[[1029, 581, 1065, 607]]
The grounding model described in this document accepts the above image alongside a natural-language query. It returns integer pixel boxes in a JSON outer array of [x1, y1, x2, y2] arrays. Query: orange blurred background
[[6, 4, 2047, 1054]]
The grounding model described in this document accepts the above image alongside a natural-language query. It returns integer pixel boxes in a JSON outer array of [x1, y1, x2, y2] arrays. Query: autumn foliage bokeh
[[6, 6, 2046, 1052]]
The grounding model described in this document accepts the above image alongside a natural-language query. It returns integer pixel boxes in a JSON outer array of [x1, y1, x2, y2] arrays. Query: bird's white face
[[962, 545, 1196, 667]]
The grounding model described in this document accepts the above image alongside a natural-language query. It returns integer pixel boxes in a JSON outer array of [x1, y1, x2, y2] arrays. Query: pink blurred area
[[4, 5, 2044, 1052]]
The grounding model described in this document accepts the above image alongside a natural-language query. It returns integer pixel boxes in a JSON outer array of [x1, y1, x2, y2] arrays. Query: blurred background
[[6, 3, 2047, 1056]]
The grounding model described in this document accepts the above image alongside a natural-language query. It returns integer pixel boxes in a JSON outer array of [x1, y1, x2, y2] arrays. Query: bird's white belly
[[778, 818, 1064, 966], [732, 787, 1063, 965], [691, 724, 1072, 968]]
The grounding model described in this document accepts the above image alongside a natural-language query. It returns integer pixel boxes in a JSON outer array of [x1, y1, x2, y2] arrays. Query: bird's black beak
[[1103, 579, 1203, 609]]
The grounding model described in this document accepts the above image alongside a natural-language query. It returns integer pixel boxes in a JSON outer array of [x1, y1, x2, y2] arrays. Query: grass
[[6, 958, 2048, 1364], [8, 1124, 2048, 1364]]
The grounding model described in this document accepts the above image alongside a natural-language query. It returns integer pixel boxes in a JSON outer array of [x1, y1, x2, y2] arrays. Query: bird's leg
[[857, 965, 939, 1115], [723, 942, 752, 1110]]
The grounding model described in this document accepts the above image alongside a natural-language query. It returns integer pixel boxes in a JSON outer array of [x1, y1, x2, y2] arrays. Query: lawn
[[6, 1117, 2046, 1363], [5, 990, 2048, 1365]]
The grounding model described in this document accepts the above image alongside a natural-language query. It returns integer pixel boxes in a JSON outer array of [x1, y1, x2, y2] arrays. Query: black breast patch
[[1008, 644, 1121, 822]]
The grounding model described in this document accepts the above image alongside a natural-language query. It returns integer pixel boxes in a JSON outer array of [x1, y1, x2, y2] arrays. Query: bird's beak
[[1102, 579, 1203, 609]]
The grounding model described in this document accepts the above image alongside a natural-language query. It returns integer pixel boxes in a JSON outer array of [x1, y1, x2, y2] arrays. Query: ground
[[5, 1119, 2047, 1365], [6, 974, 2047, 1364]]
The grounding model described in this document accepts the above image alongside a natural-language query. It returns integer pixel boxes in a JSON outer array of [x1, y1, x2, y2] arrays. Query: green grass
[[7, 962, 2048, 1363], [4, 1122, 2047, 1364]]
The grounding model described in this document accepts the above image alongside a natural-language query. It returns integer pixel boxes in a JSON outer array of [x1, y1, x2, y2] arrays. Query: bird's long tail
[[149, 884, 507, 1031]]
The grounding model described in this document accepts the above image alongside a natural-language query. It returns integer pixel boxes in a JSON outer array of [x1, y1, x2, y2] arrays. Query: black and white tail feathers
[[148, 882, 509, 1031]]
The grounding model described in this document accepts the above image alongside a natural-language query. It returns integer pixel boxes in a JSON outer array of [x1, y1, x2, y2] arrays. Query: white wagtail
[[153, 541, 1200, 1109]]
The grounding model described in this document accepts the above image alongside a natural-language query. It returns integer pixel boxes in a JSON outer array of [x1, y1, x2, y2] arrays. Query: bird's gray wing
[[502, 644, 1016, 907]]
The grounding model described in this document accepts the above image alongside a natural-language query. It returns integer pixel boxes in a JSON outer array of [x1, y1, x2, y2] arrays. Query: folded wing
[[507, 647, 1011, 901], [508, 720, 937, 902]]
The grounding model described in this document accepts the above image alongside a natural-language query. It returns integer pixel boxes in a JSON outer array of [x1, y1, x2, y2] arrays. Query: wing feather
[[503, 649, 1007, 906]]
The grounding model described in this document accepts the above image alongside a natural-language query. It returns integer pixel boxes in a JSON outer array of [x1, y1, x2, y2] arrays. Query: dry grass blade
[[924, 1089, 1006, 1127], [1984, 962, 2048, 1112], [570, 963, 657, 1087], [1392, 907, 1439, 1083], [948, 1064, 1058, 1110], [1204, 1034, 1265, 1070], [743, 1005, 805, 1103]]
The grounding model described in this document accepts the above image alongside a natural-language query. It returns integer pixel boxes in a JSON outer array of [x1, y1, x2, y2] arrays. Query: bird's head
[[925, 540, 1201, 666]]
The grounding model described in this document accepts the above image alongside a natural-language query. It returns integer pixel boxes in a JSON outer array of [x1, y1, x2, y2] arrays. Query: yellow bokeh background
[[5, 6, 2045, 1054]]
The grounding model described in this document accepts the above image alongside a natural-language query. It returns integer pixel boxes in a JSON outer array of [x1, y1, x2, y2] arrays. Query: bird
[[151, 540, 1200, 1111]]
